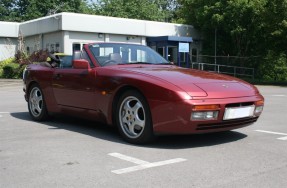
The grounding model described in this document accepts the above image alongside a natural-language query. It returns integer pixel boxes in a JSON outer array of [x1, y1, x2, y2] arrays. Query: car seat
[[109, 53, 122, 64]]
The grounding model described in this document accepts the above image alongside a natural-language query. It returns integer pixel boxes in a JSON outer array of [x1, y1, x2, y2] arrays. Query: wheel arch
[[111, 85, 155, 144], [26, 79, 60, 114], [110, 85, 150, 127], [26, 81, 39, 97], [26, 81, 49, 121]]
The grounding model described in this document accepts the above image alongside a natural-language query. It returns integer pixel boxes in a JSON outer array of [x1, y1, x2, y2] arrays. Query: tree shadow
[[11, 112, 247, 149]]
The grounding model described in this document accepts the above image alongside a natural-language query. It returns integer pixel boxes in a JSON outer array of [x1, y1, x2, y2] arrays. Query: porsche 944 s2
[[23, 43, 264, 144]]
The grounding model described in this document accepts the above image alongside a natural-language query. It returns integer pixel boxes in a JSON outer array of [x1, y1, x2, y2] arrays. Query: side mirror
[[73, 59, 89, 69]]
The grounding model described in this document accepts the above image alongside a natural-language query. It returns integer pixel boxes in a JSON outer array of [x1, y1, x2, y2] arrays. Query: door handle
[[54, 74, 63, 80]]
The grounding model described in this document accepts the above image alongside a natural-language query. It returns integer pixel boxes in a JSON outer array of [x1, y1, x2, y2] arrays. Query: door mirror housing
[[73, 59, 89, 69]]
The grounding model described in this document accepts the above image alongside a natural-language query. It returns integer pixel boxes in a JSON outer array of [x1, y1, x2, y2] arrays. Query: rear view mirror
[[73, 59, 89, 69]]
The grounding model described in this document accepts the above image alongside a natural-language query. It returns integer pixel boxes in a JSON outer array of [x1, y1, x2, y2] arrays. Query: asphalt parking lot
[[0, 80, 287, 188]]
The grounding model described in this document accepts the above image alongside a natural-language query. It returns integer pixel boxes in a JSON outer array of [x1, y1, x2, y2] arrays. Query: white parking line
[[0, 112, 9, 118], [271, 95, 286, 97], [255, 130, 287, 140], [277, 137, 287, 141], [108, 153, 149, 165], [0, 83, 22, 87], [109, 152, 187, 174]]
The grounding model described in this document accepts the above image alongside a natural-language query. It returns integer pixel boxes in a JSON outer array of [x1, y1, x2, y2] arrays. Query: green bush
[[0, 58, 26, 79], [0, 58, 15, 77], [0, 50, 48, 79], [2, 63, 20, 78]]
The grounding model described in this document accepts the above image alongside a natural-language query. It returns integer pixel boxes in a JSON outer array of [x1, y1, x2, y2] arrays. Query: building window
[[46, 43, 49, 51], [72, 43, 88, 52], [26, 47, 30, 54], [50, 44, 55, 53], [157, 47, 165, 57], [56, 43, 60, 52], [73, 43, 81, 52]]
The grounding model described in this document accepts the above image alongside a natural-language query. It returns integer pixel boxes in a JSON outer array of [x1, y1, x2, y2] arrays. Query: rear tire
[[28, 84, 49, 121], [116, 90, 154, 144]]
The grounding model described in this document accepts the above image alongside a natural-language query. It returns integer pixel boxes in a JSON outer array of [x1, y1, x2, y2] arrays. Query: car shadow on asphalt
[[10, 112, 247, 149]]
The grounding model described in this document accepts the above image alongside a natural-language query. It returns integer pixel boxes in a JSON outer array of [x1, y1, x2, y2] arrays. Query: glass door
[[167, 46, 178, 65]]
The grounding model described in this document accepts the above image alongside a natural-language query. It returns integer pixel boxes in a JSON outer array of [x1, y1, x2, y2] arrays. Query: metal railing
[[191, 62, 254, 79]]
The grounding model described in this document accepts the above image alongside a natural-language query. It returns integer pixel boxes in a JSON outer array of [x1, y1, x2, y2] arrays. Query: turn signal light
[[192, 104, 220, 111], [255, 100, 264, 106]]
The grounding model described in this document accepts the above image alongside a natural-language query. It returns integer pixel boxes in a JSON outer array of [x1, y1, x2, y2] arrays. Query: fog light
[[191, 111, 219, 120], [255, 105, 263, 114]]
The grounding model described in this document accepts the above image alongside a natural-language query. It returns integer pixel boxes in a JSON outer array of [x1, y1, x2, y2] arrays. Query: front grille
[[225, 102, 254, 108], [196, 117, 258, 130]]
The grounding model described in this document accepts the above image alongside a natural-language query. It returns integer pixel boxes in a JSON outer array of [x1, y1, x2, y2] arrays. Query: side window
[[81, 49, 94, 68], [59, 56, 73, 69]]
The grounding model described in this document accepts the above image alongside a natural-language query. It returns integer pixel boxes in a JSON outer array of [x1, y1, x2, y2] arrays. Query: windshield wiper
[[154, 62, 171, 65], [119, 62, 171, 65]]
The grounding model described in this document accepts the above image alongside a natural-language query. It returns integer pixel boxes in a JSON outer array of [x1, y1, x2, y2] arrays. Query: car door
[[52, 63, 97, 110]]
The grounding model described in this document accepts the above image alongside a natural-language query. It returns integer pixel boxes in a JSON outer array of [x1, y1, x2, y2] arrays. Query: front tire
[[116, 90, 154, 144], [28, 84, 49, 121]]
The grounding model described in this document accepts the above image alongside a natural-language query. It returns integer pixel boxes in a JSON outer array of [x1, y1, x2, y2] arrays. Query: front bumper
[[149, 95, 264, 135]]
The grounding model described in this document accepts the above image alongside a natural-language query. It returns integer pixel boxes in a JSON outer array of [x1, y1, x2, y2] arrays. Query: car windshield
[[89, 43, 169, 66]]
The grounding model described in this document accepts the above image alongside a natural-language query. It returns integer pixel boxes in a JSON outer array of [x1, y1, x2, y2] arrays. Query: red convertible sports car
[[23, 43, 264, 144]]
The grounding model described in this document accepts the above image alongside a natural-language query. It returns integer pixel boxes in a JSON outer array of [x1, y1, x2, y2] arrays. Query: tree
[[91, 0, 177, 22], [177, 0, 287, 80], [0, 0, 91, 22], [0, 0, 19, 21], [1, 0, 179, 22], [257, 0, 287, 81], [262, 0, 287, 54], [177, 0, 266, 59], [154, 0, 179, 22]]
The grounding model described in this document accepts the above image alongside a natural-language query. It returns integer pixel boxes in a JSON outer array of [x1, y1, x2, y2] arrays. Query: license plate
[[223, 105, 255, 120]]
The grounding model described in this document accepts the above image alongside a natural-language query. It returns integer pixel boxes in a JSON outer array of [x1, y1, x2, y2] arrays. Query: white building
[[0, 12, 201, 66], [0, 22, 19, 61]]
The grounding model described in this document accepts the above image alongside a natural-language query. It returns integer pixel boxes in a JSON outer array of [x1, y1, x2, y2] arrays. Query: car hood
[[117, 65, 258, 98]]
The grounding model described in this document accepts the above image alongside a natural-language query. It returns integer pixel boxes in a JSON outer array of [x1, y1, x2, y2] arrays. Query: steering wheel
[[48, 53, 60, 62]]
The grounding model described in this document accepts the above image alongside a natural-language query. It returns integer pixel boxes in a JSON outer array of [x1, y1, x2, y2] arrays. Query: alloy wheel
[[29, 87, 43, 118], [118, 96, 146, 139]]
